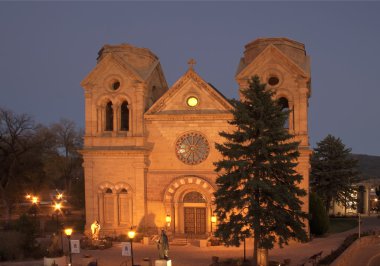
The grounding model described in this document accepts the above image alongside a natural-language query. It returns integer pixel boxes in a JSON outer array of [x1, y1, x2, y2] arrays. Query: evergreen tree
[[310, 135, 359, 214], [214, 76, 308, 266], [309, 192, 329, 236]]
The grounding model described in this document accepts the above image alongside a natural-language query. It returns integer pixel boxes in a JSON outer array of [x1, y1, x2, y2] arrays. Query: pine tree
[[310, 135, 359, 214], [309, 192, 329, 236], [214, 76, 308, 266]]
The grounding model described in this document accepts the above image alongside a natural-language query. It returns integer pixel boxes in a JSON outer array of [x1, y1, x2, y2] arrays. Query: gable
[[236, 44, 310, 81], [145, 69, 233, 120], [81, 54, 144, 91]]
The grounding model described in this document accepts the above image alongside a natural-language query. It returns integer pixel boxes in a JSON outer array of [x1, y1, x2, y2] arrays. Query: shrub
[[14, 214, 41, 258], [309, 192, 329, 236], [0, 231, 24, 261]]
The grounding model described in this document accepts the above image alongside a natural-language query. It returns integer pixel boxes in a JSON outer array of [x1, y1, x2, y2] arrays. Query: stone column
[[288, 100, 294, 132], [300, 90, 309, 146], [134, 82, 146, 136], [114, 105, 120, 133], [96, 105, 101, 133], [173, 203, 178, 234], [133, 161, 147, 228], [113, 193, 118, 227], [83, 160, 96, 233], [364, 186, 369, 215], [84, 89, 92, 135], [98, 193, 104, 225]]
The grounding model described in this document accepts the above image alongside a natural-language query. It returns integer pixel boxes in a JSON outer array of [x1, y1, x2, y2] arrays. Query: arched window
[[105, 101, 113, 131], [103, 188, 114, 224], [183, 191, 206, 203], [118, 187, 131, 225], [278, 97, 289, 129], [120, 101, 129, 131]]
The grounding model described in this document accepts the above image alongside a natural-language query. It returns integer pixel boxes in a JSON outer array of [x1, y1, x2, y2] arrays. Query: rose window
[[175, 132, 210, 165]]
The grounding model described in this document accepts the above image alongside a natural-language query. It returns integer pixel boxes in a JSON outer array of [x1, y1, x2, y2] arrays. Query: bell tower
[[235, 37, 311, 216], [80, 44, 168, 233]]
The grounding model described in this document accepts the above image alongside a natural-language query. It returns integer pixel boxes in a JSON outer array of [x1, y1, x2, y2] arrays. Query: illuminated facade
[[80, 38, 311, 235]]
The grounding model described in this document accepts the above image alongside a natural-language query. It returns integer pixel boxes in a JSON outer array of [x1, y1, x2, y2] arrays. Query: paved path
[[1, 216, 379, 266]]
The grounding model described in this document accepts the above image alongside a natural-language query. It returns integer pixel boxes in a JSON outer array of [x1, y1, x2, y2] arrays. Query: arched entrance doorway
[[183, 191, 207, 235], [163, 176, 216, 236]]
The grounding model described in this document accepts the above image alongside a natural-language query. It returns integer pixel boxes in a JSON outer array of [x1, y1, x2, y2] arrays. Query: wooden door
[[184, 207, 206, 234]]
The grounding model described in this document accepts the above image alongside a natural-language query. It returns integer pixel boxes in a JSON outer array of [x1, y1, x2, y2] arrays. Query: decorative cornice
[[144, 113, 233, 121]]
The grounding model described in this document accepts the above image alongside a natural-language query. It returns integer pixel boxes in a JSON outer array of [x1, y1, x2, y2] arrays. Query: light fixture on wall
[[211, 215, 217, 234], [165, 214, 171, 227]]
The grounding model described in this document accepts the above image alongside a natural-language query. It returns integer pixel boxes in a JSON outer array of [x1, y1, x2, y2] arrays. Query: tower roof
[[238, 37, 309, 74], [96, 43, 160, 81]]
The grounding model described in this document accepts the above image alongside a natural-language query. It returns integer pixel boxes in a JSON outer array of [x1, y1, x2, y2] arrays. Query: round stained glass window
[[187, 96, 199, 107], [175, 132, 210, 165]]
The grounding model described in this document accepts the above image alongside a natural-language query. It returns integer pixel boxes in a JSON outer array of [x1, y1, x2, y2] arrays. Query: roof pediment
[[81, 44, 161, 90], [145, 69, 233, 119], [236, 44, 310, 81]]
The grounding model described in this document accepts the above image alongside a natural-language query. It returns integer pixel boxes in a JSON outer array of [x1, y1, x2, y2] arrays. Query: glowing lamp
[[64, 228, 73, 237], [166, 215, 172, 224], [32, 196, 39, 204], [128, 229, 136, 239], [54, 202, 62, 211]]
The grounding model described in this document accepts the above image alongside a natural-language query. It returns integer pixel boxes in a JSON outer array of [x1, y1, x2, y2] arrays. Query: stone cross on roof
[[188, 58, 196, 69]]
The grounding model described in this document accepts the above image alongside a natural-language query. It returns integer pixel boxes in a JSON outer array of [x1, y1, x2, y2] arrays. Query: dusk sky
[[0, 2, 379, 155]]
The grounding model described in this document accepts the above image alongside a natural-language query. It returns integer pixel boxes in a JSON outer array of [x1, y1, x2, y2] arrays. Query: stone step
[[170, 238, 188, 246]]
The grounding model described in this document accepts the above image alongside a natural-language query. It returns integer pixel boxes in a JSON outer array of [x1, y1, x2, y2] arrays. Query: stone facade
[[80, 38, 311, 236]]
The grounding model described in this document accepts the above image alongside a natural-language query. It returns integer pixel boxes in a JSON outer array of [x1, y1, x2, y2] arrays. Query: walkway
[[1, 216, 379, 266]]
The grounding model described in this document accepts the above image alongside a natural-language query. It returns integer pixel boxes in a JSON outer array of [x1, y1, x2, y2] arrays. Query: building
[[80, 37, 311, 236], [330, 179, 380, 216]]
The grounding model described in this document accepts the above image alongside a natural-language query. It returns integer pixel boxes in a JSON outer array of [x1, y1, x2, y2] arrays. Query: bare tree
[[49, 119, 83, 195], [0, 107, 48, 222]]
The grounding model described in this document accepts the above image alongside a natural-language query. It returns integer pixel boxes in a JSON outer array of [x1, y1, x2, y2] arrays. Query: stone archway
[[163, 176, 216, 235]]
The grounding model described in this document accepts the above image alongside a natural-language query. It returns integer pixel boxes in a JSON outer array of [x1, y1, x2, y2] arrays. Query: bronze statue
[[157, 229, 169, 260]]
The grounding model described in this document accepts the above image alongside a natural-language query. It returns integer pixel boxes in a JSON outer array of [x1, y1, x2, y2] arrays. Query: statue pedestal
[[155, 259, 172, 266]]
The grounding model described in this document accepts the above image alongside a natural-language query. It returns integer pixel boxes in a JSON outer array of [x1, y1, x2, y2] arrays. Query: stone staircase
[[170, 237, 188, 246]]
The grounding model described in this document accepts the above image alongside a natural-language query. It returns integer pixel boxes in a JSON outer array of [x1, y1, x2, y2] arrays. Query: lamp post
[[29, 195, 39, 218], [64, 228, 73, 266], [53, 202, 64, 249], [128, 228, 136, 266], [53, 202, 62, 233]]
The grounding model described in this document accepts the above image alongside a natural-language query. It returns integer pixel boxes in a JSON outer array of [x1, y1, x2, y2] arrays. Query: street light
[[53, 202, 62, 227], [64, 228, 73, 266], [53, 202, 63, 249], [56, 192, 63, 200], [32, 196, 39, 204], [128, 228, 136, 266], [29, 195, 39, 217]]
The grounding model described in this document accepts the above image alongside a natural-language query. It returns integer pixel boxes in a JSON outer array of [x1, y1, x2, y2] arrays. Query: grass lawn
[[328, 217, 358, 234]]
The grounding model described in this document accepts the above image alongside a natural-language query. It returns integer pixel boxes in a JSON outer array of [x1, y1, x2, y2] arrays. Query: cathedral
[[80, 37, 311, 236]]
